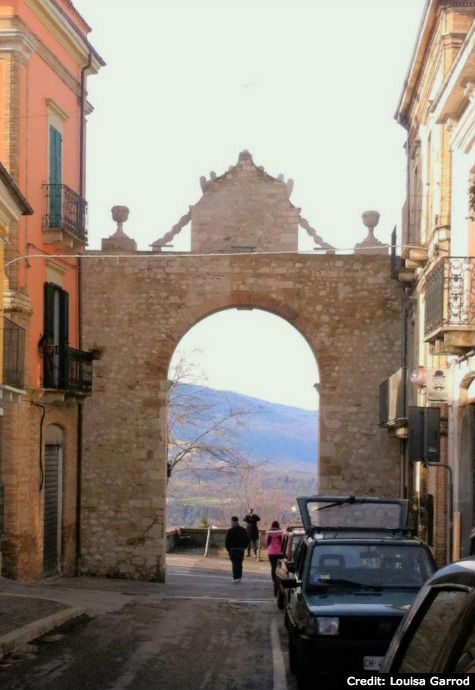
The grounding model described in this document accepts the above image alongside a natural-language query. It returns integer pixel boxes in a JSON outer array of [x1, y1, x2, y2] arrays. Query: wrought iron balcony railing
[[43, 345, 93, 394], [2, 318, 25, 389], [42, 184, 88, 244], [425, 257, 475, 338]]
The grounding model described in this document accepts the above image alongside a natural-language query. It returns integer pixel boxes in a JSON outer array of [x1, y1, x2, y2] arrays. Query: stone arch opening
[[166, 306, 320, 529]]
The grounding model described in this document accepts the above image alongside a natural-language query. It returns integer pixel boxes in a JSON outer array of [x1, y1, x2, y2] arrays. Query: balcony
[[42, 184, 88, 247], [424, 257, 475, 352], [43, 346, 93, 394], [2, 318, 25, 389]]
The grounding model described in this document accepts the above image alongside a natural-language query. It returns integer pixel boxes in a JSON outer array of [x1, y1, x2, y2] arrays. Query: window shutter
[[59, 289, 69, 350], [44, 283, 56, 344], [49, 127, 62, 226], [49, 126, 62, 185]]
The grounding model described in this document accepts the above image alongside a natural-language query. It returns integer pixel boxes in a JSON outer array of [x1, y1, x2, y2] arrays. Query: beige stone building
[[386, 0, 475, 564]]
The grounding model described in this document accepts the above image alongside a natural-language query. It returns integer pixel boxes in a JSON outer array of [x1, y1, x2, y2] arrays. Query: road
[[0, 554, 295, 690]]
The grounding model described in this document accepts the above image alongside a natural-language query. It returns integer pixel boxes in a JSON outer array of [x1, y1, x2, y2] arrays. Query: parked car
[[275, 525, 305, 610], [381, 556, 475, 674], [279, 495, 435, 689]]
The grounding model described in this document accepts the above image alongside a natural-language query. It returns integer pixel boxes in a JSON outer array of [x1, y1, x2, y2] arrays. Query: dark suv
[[275, 525, 305, 610], [279, 496, 435, 689]]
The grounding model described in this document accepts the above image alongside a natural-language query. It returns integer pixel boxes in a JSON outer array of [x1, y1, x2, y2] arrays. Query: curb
[[0, 605, 85, 658]]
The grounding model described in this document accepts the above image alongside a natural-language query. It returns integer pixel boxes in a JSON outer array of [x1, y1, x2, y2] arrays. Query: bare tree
[[167, 349, 262, 481]]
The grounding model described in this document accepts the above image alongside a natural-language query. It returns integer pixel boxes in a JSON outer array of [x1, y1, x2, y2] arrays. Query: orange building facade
[[0, 0, 103, 579]]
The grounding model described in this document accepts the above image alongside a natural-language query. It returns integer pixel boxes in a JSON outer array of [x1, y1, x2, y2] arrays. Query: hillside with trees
[[167, 383, 319, 527]]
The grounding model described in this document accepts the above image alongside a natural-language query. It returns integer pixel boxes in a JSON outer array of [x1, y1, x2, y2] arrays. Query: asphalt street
[[0, 554, 296, 690]]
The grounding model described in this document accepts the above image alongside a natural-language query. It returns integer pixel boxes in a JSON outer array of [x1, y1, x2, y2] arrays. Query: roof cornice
[[395, 0, 437, 128], [24, 0, 104, 71]]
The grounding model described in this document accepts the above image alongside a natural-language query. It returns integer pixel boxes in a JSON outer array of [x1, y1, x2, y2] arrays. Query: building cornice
[[0, 28, 36, 61], [396, 0, 436, 127], [0, 17, 82, 96], [23, 0, 104, 72], [432, 23, 475, 121], [396, 0, 475, 127]]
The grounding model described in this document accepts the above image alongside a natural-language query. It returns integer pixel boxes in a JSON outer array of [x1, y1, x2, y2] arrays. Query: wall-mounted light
[[410, 366, 427, 388]]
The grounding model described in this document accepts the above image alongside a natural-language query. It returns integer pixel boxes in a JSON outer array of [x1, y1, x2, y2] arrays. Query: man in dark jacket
[[225, 516, 249, 582], [243, 508, 260, 558]]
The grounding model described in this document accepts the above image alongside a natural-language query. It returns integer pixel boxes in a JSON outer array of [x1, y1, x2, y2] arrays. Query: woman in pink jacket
[[265, 520, 284, 593]]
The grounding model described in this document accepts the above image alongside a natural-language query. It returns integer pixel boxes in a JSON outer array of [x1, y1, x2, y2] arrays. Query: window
[[43, 282, 69, 388], [399, 589, 471, 672], [308, 544, 433, 588]]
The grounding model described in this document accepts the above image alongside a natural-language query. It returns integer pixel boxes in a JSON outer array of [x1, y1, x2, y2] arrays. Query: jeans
[[229, 548, 245, 580], [268, 554, 280, 593], [247, 538, 258, 556]]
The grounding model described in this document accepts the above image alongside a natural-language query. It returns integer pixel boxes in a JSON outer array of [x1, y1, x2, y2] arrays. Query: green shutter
[[49, 126, 62, 226]]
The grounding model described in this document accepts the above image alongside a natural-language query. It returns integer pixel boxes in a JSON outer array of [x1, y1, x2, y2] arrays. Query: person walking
[[225, 516, 249, 583], [265, 520, 284, 594], [243, 508, 261, 558]]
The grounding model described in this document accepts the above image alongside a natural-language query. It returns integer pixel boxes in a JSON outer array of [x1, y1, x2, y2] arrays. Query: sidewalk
[[0, 580, 85, 659], [0, 552, 272, 659]]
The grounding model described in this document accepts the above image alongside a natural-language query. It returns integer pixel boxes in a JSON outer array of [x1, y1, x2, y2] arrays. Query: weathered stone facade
[[80, 153, 402, 581], [1, 396, 80, 579]]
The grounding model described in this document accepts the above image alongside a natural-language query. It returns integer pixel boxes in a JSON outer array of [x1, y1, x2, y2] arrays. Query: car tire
[[277, 587, 285, 610], [288, 631, 297, 674]]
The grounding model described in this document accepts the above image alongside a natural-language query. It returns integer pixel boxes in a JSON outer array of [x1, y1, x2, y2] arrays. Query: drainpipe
[[75, 54, 91, 575], [76, 402, 83, 574]]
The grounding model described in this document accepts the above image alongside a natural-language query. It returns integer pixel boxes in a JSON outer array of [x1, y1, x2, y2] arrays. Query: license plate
[[363, 656, 383, 671]]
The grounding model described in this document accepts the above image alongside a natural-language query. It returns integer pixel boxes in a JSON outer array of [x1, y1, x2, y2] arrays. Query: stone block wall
[[80, 250, 402, 581], [191, 151, 299, 253], [1, 394, 80, 579]]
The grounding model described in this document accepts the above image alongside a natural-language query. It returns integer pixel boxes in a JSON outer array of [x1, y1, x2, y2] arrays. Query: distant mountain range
[[173, 383, 319, 468]]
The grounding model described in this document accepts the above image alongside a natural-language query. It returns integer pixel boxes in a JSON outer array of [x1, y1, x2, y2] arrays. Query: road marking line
[[169, 570, 268, 584], [163, 595, 274, 603], [271, 617, 288, 690]]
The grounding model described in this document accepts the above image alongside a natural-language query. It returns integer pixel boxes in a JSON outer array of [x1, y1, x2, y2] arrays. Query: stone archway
[[80, 152, 401, 581]]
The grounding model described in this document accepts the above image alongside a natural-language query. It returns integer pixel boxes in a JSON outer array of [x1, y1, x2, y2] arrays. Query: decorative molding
[[23, 0, 99, 69], [46, 97, 70, 121], [298, 215, 334, 251], [151, 210, 192, 249], [0, 18, 81, 95], [46, 259, 67, 287], [0, 29, 36, 61], [464, 80, 475, 103]]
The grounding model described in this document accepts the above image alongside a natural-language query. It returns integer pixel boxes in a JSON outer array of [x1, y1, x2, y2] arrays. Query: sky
[[74, 0, 426, 410]]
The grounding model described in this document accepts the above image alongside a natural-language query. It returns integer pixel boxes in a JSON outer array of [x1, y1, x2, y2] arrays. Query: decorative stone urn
[[111, 205, 129, 236], [101, 205, 137, 252], [354, 210, 387, 255]]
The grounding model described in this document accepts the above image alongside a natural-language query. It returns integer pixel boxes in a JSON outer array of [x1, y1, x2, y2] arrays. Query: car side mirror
[[286, 560, 296, 573]]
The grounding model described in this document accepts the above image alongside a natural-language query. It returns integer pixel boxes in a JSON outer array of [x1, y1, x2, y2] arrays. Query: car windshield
[[303, 498, 405, 530], [308, 543, 433, 589]]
